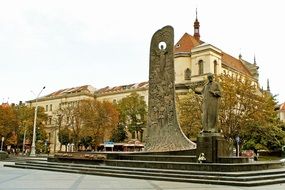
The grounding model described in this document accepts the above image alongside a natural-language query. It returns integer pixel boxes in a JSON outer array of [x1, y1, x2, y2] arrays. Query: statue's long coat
[[201, 81, 221, 132]]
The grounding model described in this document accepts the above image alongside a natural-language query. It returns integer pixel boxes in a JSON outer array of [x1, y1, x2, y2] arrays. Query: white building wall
[[174, 56, 191, 84], [280, 111, 285, 122]]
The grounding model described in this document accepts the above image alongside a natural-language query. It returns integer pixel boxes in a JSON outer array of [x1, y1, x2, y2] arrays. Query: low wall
[[105, 160, 284, 172], [0, 151, 8, 160]]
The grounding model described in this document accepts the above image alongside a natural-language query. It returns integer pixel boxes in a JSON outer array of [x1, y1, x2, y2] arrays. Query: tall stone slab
[[144, 26, 196, 151]]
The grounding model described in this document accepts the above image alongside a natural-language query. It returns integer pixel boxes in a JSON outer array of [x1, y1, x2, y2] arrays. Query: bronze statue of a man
[[199, 73, 221, 133]]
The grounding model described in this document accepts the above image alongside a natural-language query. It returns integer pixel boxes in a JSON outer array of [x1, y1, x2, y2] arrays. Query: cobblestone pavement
[[1, 162, 284, 190]]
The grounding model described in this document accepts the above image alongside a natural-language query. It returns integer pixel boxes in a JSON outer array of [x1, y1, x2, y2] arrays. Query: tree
[[58, 127, 71, 152], [218, 74, 285, 151], [0, 103, 47, 153], [54, 104, 83, 151], [177, 91, 202, 139], [111, 123, 128, 142], [218, 74, 261, 140], [117, 92, 147, 140], [0, 104, 18, 149], [241, 93, 285, 151], [80, 136, 93, 150], [16, 104, 34, 149], [177, 74, 285, 151], [78, 99, 119, 149]]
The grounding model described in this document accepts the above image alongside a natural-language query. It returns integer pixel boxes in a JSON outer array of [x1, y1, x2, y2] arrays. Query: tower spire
[[267, 79, 270, 92], [254, 54, 256, 65], [193, 8, 200, 42]]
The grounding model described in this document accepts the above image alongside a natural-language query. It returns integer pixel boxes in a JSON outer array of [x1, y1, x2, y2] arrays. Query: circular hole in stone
[[158, 41, 167, 50]]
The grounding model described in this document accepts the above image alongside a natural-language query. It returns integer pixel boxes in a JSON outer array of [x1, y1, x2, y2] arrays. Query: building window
[[184, 68, 191, 80], [214, 60, 218, 74], [198, 60, 204, 75], [46, 105, 48, 111], [49, 104, 52, 111]]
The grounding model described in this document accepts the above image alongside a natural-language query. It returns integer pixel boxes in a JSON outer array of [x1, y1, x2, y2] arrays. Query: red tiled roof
[[0, 103, 9, 108], [222, 52, 252, 76], [174, 33, 200, 53], [174, 33, 252, 76], [44, 85, 94, 98], [96, 82, 148, 94]]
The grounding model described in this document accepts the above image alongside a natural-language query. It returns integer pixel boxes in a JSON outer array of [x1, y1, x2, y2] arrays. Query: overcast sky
[[1, 0, 285, 104]]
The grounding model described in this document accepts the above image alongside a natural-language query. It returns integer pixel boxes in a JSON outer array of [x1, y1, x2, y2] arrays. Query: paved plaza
[[1, 161, 284, 190]]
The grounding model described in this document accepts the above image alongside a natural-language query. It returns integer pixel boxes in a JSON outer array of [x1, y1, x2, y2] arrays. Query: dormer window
[[175, 44, 181, 48]]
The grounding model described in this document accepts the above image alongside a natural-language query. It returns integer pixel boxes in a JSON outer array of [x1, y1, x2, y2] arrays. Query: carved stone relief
[[144, 26, 196, 151]]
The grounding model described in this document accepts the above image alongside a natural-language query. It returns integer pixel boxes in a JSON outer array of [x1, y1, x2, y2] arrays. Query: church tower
[[193, 8, 200, 42]]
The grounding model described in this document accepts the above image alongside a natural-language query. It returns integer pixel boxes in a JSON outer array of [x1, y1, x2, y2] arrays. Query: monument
[[144, 26, 196, 152], [196, 73, 229, 162]]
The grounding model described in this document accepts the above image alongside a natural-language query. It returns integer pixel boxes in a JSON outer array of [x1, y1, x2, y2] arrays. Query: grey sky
[[1, 0, 284, 104]]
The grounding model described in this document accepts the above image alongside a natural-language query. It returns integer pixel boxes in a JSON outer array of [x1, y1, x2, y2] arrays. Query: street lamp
[[30, 86, 45, 157], [22, 126, 26, 154], [1, 137, 4, 151]]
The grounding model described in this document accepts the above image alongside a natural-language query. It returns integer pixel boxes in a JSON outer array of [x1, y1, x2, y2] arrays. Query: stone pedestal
[[196, 133, 228, 163]]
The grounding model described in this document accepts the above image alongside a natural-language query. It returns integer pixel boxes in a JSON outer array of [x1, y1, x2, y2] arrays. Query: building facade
[[27, 85, 95, 153]]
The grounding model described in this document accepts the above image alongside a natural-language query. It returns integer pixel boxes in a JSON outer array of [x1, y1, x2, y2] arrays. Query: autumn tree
[[54, 103, 83, 151], [218, 74, 285, 151], [0, 104, 18, 148], [241, 93, 285, 151], [218, 74, 260, 140], [0, 103, 47, 152], [78, 99, 119, 149], [177, 74, 285, 151], [16, 104, 34, 145], [177, 91, 202, 140], [18, 105, 47, 153], [117, 92, 147, 140]]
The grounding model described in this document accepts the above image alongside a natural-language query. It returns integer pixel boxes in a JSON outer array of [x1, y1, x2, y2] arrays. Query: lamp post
[[30, 86, 45, 157], [22, 127, 26, 154], [236, 136, 240, 157], [1, 137, 4, 151]]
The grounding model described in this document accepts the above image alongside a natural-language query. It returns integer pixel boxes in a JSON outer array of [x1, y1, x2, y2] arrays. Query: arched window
[[198, 60, 204, 75], [184, 68, 191, 80], [214, 60, 218, 74]]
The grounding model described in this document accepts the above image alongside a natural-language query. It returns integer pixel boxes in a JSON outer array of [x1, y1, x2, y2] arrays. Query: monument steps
[[116, 154, 197, 162], [4, 161, 285, 186]]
